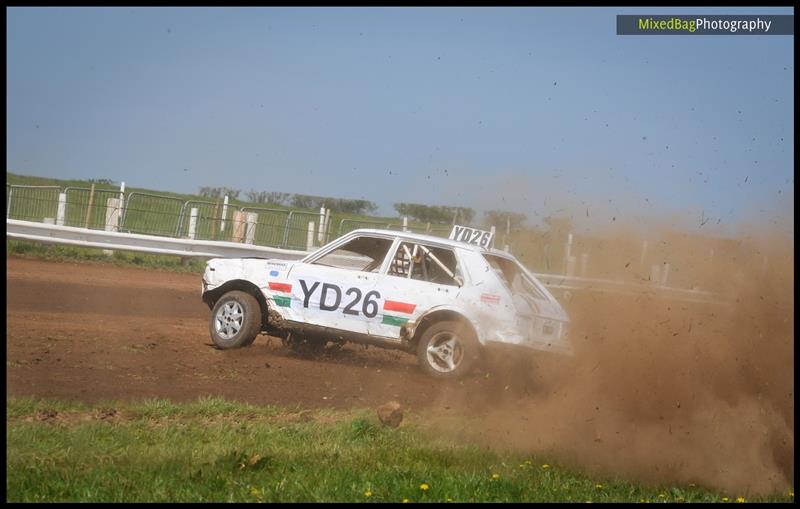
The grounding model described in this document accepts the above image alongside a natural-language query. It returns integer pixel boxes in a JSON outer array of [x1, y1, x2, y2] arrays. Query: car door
[[369, 240, 462, 339], [286, 235, 392, 336]]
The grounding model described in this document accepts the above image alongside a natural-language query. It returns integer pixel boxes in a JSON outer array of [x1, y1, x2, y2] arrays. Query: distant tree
[[484, 210, 527, 231], [393, 203, 474, 224], [199, 186, 240, 200]]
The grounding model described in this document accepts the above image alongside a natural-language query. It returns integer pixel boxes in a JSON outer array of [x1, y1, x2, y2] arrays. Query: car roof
[[345, 228, 515, 257]]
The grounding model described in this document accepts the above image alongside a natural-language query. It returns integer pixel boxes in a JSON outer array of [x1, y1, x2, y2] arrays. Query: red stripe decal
[[383, 300, 416, 314], [268, 282, 292, 293], [481, 293, 501, 304]]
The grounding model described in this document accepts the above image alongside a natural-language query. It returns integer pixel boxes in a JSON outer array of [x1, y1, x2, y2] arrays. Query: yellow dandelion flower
[[542, 464, 550, 469], [658, 493, 666, 498], [736, 497, 745, 503], [492, 473, 500, 480], [402, 498, 409, 503], [518, 464, 525, 468], [419, 483, 429, 491], [722, 497, 729, 502], [525, 460, 532, 465], [249, 487, 260, 496], [789, 491, 794, 498], [364, 490, 373, 497], [689, 483, 696, 488], [595, 484, 603, 489], [447, 498, 453, 502]]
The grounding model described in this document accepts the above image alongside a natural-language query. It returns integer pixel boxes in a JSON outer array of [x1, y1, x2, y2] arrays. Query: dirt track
[[6, 257, 522, 411]]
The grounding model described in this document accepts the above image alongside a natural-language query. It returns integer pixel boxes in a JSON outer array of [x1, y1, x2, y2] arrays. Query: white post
[[307, 221, 316, 251], [566, 255, 577, 276], [580, 253, 589, 276], [661, 263, 670, 286], [56, 193, 66, 226], [220, 195, 229, 233], [650, 264, 661, 284], [402, 216, 408, 232], [564, 233, 573, 275], [318, 206, 325, 242], [245, 212, 258, 244], [323, 208, 331, 242], [231, 211, 246, 242], [103, 198, 121, 255], [490, 225, 496, 249], [119, 181, 125, 209], [188, 207, 199, 240]]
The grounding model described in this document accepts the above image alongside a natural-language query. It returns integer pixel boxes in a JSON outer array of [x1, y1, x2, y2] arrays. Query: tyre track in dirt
[[6, 257, 514, 411]]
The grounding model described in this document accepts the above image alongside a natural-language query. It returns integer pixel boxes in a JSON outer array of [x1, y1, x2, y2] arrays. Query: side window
[[312, 236, 393, 272], [387, 242, 461, 286]]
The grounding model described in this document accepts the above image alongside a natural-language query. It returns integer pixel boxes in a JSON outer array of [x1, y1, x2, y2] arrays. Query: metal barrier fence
[[6, 185, 459, 252], [63, 187, 122, 230], [6, 185, 62, 223], [177, 199, 228, 240], [236, 207, 291, 247], [120, 192, 185, 237]]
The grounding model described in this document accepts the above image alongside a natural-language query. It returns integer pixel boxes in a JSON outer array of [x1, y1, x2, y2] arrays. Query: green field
[[6, 397, 789, 503]]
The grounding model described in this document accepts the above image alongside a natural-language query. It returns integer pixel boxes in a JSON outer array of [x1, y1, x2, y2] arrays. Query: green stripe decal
[[273, 295, 291, 307], [381, 315, 409, 327]]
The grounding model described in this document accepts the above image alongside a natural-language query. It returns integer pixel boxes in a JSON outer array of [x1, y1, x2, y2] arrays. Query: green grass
[[7, 239, 207, 273], [7, 397, 792, 503]]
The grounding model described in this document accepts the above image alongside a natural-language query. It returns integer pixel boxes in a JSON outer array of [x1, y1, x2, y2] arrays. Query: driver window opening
[[388, 242, 461, 286], [312, 236, 393, 272]]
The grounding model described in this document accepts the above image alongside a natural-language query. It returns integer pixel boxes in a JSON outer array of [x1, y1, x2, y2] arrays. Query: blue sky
[[6, 7, 794, 235]]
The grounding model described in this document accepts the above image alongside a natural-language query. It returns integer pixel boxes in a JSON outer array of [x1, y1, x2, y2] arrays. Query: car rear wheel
[[416, 320, 479, 379], [209, 290, 261, 349]]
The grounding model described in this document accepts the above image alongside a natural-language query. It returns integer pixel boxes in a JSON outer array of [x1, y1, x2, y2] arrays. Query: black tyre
[[209, 290, 262, 349], [416, 320, 480, 379]]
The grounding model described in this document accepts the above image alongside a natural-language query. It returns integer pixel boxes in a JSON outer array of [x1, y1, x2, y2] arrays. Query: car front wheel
[[416, 320, 479, 379], [209, 290, 262, 349]]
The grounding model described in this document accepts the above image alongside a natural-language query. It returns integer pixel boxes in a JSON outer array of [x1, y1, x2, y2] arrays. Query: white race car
[[201, 226, 571, 379]]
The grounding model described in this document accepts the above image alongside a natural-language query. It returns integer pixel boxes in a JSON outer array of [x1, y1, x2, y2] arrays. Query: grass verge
[[6, 239, 206, 273], [6, 397, 792, 503]]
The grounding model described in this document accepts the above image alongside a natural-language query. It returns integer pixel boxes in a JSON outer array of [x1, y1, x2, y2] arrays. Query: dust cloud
[[426, 225, 793, 496]]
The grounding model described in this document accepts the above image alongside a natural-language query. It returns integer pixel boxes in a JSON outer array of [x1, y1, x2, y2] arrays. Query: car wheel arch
[[407, 308, 482, 350], [203, 279, 269, 328]]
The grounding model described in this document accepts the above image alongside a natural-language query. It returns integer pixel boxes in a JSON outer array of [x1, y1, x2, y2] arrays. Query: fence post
[[232, 210, 246, 242], [490, 225, 496, 249], [307, 221, 316, 251], [402, 216, 408, 232], [650, 264, 661, 284], [566, 255, 576, 276], [323, 208, 332, 243], [56, 193, 67, 226], [280, 211, 293, 248], [6, 186, 13, 218], [103, 197, 121, 256], [84, 183, 96, 228], [188, 207, 199, 240], [318, 207, 325, 243], [245, 212, 257, 245], [220, 195, 229, 234], [661, 263, 670, 286], [580, 252, 589, 277], [564, 233, 573, 275]]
